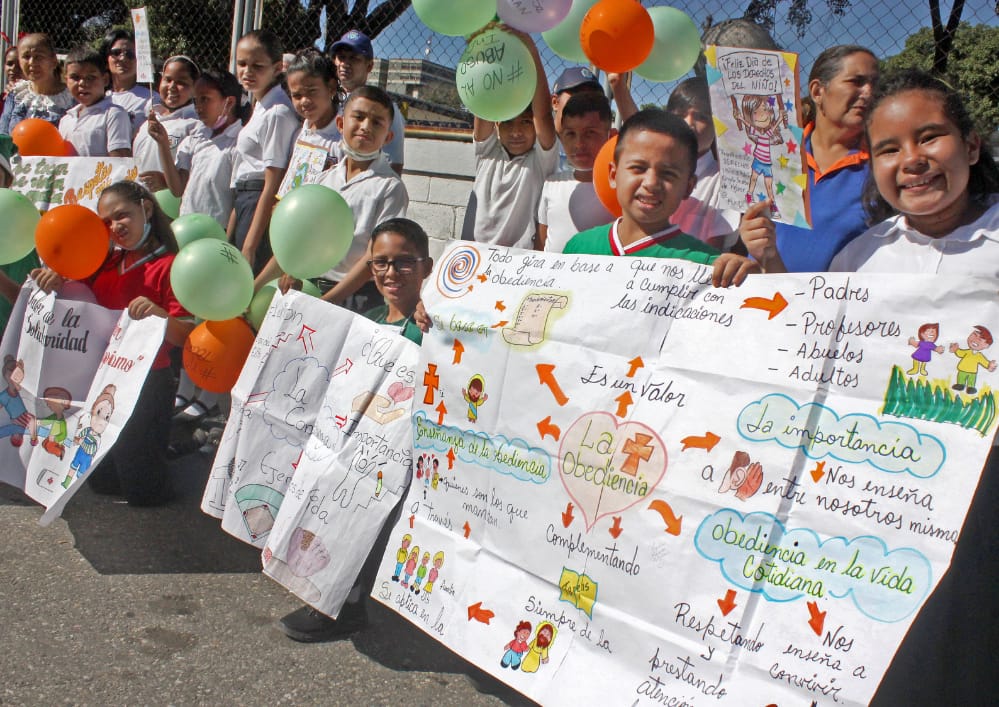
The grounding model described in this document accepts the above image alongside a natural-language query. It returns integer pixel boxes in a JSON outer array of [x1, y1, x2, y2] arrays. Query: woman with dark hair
[[100, 28, 158, 136], [0, 33, 73, 134]]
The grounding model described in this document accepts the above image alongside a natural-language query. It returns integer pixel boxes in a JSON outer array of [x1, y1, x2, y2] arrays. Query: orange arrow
[[810, 461, 826, 483], [463, 521, 471, 539], [609, 516, 623, 538], [648, 499, 682, 536], [807, 601, 826, 636], [491, 320, 508, 328], [408, 514, 415, 529], [717, 589, 737, 616], [495, 300, 505, 312], [435, 400, 447, 425], [680, 432, 720, 452], [452, 339, 465, 364], [447, 447, 456, 470], [536, 364, 569, 406], [561, 502, 574, 528], [614, 391, 634, 418], [537, 416, 561, 441], [626, 356, 644, 378], [468, 601, 494, 624], [740, 292, 788, 320], [477, 273, 487, 283]]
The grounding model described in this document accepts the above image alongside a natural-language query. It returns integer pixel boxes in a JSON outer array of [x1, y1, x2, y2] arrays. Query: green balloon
[[246, 279, 322, 331], [171, 213, 226, 250], [541, 0, 599, 63], [170, 239, 254, 321], [270, 184, 354, 280], [635, 7, 702, 82], [412, 0, 496, 37], [155, 189, 182, 219], [0, 189, 40, 265], [457, 27, 538, 122]]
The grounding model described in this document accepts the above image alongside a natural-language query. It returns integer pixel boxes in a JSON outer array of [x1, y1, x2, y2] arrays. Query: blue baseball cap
[[330, 30, 374, 60], [553, 67, 601, 95]]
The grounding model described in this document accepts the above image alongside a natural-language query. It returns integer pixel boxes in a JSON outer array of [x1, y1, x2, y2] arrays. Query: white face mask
[[120, 208, 152, 251], [340, 140, 382, 163]]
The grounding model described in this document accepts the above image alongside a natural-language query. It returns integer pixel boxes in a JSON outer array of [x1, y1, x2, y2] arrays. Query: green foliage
[[881, 365, 998, 436], [883, 23, 999, 134]]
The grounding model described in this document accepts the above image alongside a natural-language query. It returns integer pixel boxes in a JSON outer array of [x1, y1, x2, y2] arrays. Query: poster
[[706, 45, 810, 227], [276, 140, 339, 198], [370, 241, 998, 705], [130, 7, 155, 84], [202, 292, 418, 617], [0, 281, 164, 525], [11, 156, 138, 212]]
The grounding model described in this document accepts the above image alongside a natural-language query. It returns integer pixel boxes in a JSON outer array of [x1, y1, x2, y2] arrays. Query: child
[[463, 29, 557, 248], [536, 93, 614, 253], [31, 181, 194, 506], [279, 217, 433, 643], [665, 77, 740, 250], [563, 109, 756, 287], [949, 326, 997, 395], [62, 385, 114, 488], [907, 323, 943, 376], [132, 55, 205, 193], [230, 30, 301, 273], [742, 94, 783, 213], [58, 46, 132, 157]]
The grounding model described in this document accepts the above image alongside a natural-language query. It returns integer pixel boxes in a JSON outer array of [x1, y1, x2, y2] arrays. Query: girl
[[0, 33, 73, 134], [2, 45, 24, 103], [742, 94, 783, 215], [230, 30, 300, 273], [101, 28, 158, 136], [31, 181, 194, 506], [132, 55, 203, 193]]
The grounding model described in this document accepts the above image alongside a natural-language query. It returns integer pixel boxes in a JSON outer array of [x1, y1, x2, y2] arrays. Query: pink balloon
[[497, 0, 573, 34]]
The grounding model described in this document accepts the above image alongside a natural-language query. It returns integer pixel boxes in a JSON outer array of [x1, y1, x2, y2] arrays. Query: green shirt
[[563, 222, 719, 264], [365, 305, 423, 345]]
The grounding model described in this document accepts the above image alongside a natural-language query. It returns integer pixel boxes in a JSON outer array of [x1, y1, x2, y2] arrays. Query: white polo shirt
[[58, 97, 132, 156], [132, 103, 207, 173], [108, 85, 159, 136], [231, 84, 300, 185], [537, 170, 614, 253], [177, 121, 243, 228], [318, 150, 409, 281]]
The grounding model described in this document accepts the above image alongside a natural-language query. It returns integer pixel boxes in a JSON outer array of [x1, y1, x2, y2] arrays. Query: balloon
[[412, 0, 496, 37], [456, 27, 538, 122], [0, 189, 41, 265], [593, 135, 622, 218], [11, 118, 67, 157], [169, 239, 254, 321], [63, 140, 77, 157], [171, 213, 226, 250], [270, 184, 354, 279], [246, 279, 322, 331], [580, 0, 654, 73], [155, 189, 181, 219], [182, 318, 256, 393], [542, 0, 599, 63], [34, 205, 110, 281], [635, 7, 701, 82], [497, 0, 571, 33]]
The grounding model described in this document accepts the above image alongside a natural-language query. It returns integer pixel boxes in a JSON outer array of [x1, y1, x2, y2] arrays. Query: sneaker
[[174, 400, 211, 423], [278, 602, 368, 643]]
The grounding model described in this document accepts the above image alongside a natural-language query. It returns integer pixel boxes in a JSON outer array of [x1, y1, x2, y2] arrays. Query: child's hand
[[278, 274, 302, 294], [711, 253, 760, 288], [30, 268, 65, 294], [414, 300, 433, 333], [739, 201, 785, 273], [128, 296, 166, 320], [146, 112, 170, 148]]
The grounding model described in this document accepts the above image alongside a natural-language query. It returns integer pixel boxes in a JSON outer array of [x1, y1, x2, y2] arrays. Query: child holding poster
[[58, 46, 133, 157]]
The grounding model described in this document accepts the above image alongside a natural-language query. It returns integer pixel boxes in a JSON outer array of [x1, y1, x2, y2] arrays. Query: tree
[[742, 0, 852, 38], [883, 23, 999, 133]]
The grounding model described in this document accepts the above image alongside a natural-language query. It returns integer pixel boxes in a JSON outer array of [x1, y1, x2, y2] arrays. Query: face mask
[[340, 140, 382, 163], [121, 209, 152, 252], [211, 99, 233, 130]]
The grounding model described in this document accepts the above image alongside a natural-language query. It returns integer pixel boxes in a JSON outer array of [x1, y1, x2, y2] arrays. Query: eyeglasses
[[109, 48, 136, 59], [367, 257, 425, 274]]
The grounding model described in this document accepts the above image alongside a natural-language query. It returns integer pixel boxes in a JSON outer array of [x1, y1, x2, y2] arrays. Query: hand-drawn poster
[[706, 45, 810, 227], [276, 140, 340, 198], [202, 291, 418, 617], [372, 241, 998, 705], [0, 281, 164, 525], [11, 156, 139, 212]]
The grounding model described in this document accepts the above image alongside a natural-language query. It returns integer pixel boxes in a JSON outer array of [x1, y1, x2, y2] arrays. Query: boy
[[58, 46, 132, 157], [563, 109, 755, 287], [536, 93, 615, 253], [258, 86, 408, 313], [462, 30, 557, 249], [279, 217, 433, 642]]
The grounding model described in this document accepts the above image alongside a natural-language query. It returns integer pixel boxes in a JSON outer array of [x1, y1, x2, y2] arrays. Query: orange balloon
[[580, 0, 654, 73], [593, 135, 622, 218], [11, 118, 69, 157], [35, 205, 110, 280], [183, 318, 257, 393]]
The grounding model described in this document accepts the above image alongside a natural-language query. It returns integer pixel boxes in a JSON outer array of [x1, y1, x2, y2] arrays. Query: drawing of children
[[500, 621, 532, 669], [907, 323, 943, 376], [950, 326, 998, 395], [36, 386, 72, 459], [62, 384, 115, 489], [741, 95, 783, 216], [462, 374, 488, 423], [392, 534, 411, 582], [412, 551, 430, 594], [415, 455, 424, 480], [424, 551, 444, 595], [521, 622, 557, 673], [401, 545, 420, 588], [0, 356, 37, 446], [431, 457, 440, 491]]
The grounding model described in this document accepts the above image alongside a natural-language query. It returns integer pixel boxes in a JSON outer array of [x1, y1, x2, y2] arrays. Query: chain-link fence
[[9, 1, 999, 134]]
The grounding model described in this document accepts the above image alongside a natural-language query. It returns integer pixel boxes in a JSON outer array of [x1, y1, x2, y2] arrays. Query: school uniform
[[132, 103, 207, 174], [177, 121, 243, 228], [58, 97, 132, 156], [564, 220, 719, 264], [108, 85, 159, 136], [537, 170, 613, 253]]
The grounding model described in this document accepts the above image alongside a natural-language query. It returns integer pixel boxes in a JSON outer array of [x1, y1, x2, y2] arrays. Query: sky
[[363, 0, 999, 108]]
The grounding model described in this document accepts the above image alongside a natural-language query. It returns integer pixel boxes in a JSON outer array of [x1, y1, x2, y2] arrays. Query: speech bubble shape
[[558, 412, 667, 530]]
